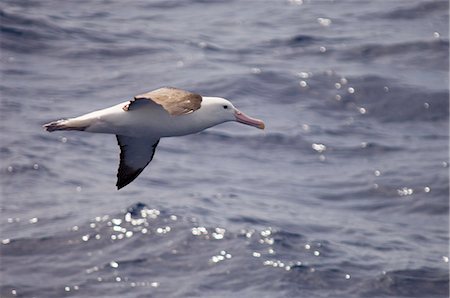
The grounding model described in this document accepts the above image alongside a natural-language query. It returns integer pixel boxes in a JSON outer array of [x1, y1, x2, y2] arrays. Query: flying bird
[[44, 87, 265, 189]]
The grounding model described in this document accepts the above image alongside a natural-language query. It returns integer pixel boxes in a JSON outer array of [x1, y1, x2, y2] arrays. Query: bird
[[43, 87, 265, 189]]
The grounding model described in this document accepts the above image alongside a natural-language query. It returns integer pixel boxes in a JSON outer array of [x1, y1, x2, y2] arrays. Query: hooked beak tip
[[234, 110, 265, 130]]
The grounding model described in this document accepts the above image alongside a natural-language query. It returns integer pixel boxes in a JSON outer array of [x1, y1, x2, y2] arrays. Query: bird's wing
[[130, 87, 202, 116], [116, 135, 160, 189]]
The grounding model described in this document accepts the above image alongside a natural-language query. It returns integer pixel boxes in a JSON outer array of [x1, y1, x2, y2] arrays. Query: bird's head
[[201, 97, 265, 130]]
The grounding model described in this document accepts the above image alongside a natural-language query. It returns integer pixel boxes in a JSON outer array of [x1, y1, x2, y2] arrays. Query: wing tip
[[116, 181, 125, 190], [116, 167, 144, 190], [43, 119, 68, 132]]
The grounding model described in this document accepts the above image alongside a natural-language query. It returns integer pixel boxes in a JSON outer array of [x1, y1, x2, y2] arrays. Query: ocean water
[[1, 0, 449, 297]]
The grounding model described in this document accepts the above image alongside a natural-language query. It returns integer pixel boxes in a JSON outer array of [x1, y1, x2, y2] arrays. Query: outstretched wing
[[131, 87, 202, 116], [116, 135, 160, 189]]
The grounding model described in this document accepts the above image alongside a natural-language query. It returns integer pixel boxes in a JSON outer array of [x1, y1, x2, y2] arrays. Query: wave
[[1, 202, 447, 297], [0, 7, 116, 54], [379, 1, 449, 20], [361, 268, 449, 297], [342, 40, 449, 69], [307, 73, 449, 123]]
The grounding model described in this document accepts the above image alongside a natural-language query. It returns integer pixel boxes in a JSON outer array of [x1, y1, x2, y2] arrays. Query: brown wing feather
[[133, 87, 202, 116]]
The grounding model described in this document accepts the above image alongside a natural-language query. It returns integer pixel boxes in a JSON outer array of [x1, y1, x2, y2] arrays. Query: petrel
[[44, 87, 265, 189]]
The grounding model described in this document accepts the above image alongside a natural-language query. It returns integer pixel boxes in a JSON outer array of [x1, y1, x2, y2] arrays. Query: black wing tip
[[116, 178, 132, 190], [116, 182, 125, 190], [116, 167, 144, 190]]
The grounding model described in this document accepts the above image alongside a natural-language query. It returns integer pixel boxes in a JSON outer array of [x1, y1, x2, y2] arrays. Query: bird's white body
[[44, 87, 264, 189], [65, 97, 236, 138]]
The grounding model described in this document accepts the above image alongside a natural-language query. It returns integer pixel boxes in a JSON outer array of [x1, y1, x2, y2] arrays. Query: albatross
[[43, 87, 265, 189]]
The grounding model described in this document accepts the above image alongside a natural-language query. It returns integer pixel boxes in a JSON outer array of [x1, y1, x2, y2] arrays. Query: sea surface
[[1, 0, 449, 297]]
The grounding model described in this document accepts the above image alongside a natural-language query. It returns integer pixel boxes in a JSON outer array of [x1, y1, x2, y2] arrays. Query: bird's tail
[[43, 119, 88, 132]]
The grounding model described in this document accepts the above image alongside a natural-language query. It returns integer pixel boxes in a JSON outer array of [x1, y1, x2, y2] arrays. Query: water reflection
[[54, 203, 330, 292]]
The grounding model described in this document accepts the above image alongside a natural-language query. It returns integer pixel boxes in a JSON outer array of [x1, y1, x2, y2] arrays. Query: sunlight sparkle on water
[[111, 218, 122, 225], [397, 187, 414, 197], [259, 237, 274, 245], [86, 266, 99, 274], [156, 226, 171, 234], [301, 124, 310, 132], [312, 143, 326, 153], [288, 0, 303, 5], [143, 208, 160, 219], [260, 229, 272, 237], [251, 67, 262, 74], [317, 17, 331, 27], [239, 228, 255, 238], [192, 226, 208, 236], [212, 227, 226, 240], [210, 250, 232, 264], [263, 260, 289, 270], [113, 226, 125, 232], [296, 71, 310, 79]]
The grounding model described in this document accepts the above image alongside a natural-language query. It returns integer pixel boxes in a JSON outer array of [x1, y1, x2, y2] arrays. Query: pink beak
[[234, 109, 265, 130]]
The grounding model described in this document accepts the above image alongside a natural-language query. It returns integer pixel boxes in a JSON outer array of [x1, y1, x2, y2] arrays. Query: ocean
[[1, 0, 449, 297]]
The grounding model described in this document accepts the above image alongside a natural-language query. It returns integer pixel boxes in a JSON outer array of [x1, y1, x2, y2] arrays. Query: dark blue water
[[1, 0, 449, 297]]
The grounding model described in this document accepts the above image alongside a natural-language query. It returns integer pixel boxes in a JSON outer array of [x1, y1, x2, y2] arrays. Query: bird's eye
[[223, 105, 228, 109]]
